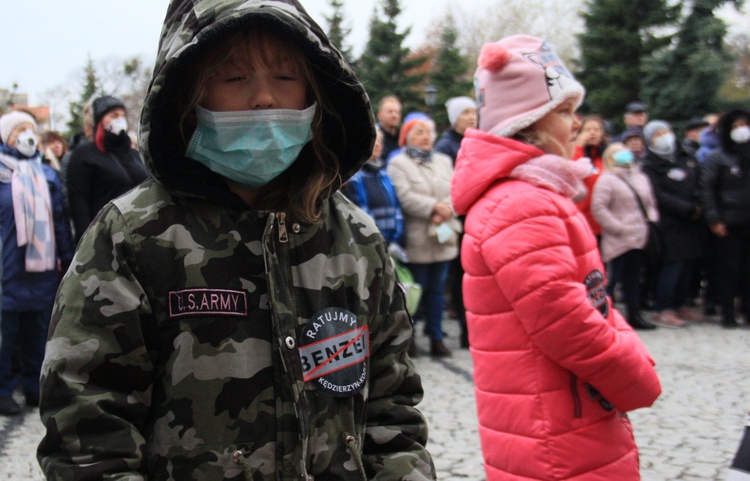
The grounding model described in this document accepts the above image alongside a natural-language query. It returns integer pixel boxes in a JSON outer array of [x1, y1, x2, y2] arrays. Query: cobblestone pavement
[[1, 311, 749, 480]]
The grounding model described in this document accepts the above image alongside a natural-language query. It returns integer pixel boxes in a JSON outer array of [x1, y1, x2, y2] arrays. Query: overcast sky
[[2, 1, 747, 107], [2, 0, 481, 106]]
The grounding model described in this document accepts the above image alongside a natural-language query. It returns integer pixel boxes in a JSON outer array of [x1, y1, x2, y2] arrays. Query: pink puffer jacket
[[451, 129, 661, 481]]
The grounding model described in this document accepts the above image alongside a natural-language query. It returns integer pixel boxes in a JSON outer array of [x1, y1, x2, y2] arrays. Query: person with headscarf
[[387, 115, 460, 357]]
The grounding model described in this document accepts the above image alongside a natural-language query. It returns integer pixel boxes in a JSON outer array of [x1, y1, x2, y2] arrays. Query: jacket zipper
[[570, 372, 582, 418], [277, 212, 289, 244], [272, 211, 313, 479]]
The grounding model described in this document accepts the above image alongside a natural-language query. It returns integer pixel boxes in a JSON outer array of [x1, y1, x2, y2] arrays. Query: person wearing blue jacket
[[0, 111, 75, 415], [342, 130, 405, 246]]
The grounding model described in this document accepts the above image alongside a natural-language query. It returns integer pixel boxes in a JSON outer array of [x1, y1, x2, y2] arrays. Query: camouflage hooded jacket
[[37, 1, 435, 480]]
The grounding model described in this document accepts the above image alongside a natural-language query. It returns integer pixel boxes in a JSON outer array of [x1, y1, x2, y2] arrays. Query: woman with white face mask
[[0, 111, 75, 415], [65, 95, 149, 242], [699, 109, 750, 328], [641, 120, 706, 327]]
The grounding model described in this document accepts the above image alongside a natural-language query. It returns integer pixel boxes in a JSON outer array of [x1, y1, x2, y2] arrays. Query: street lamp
[[424, 84, 438, 119]]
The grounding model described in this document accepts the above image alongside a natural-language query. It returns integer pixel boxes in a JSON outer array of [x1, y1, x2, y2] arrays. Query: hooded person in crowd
[[0, 111, 74, 416], [65, 94, 149, 241], [700, 108, 750, 328], [451, 35, 661, 480], [36, 1, 435, 480]]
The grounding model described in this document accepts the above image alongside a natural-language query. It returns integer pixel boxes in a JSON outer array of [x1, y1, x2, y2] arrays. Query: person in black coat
[[434, 96, 477, 349], [642, 120, 706, 327], [700, 109, 750, 328], [66, 95, 149, 241]]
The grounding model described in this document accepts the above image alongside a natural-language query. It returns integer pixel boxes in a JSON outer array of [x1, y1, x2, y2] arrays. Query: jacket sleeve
[[700, 152, 723, 225], [38, 205, 153, 481], [341, 175, 372, 217], [65, 149, 95, 242], [46, 166, 76, 269], [363, 251, 436, 480], [590, 176, 626, 235], [482, 191, 660, 412], [642, 174, 660, 223], [643, 165, 694, 220]]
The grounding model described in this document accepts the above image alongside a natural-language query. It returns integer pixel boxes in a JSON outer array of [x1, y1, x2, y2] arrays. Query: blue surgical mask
[[613, 149, 634, 166], [186, 103, 316, 188]]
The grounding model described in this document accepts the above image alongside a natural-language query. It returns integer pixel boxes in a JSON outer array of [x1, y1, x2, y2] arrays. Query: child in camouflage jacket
[[37, 1, 436, 480]]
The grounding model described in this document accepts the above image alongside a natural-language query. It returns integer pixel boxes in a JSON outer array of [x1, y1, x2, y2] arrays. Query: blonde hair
[[83, 96, 95, 140], [514, 127, 567, 157], [601, 142, 628, 170], [177, 26, 344, 224]]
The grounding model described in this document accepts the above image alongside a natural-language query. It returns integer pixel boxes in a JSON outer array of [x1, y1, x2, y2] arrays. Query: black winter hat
[[684, 117, 709, 132], [92, 95, 126, 128], [625, 101, 647, 113]]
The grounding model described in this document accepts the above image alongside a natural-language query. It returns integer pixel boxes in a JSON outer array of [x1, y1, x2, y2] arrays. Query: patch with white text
[[584, 270, 609, 318], [299, 307, 369, 397], [168, 289, 248, 317]]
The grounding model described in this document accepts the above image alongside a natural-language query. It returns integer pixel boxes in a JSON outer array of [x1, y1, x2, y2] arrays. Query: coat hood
[[717, 108, 750, 155], [451, 128, 543, 215], [139, 0, 375, 201]]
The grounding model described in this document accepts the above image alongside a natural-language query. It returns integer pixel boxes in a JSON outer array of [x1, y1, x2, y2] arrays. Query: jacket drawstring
[[345, 435, 367, 481], [233, 450, 254, 480]]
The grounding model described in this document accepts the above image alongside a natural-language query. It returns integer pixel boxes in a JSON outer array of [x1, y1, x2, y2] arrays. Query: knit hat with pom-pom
[[474, 35, 585, 137]]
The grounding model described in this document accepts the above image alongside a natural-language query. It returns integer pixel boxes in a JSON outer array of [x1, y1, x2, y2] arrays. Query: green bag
[[392, 257, 423, 315]]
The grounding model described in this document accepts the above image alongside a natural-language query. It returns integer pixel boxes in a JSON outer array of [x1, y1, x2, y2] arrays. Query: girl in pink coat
[[451, 35, 662, 481]]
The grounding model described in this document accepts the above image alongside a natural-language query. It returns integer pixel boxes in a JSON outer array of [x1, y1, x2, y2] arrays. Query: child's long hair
[[176, 25, 344, 224], [514, 127, 570, 158]]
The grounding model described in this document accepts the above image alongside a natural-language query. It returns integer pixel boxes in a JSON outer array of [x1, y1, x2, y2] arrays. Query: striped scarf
[[0, 152, 55, 272]]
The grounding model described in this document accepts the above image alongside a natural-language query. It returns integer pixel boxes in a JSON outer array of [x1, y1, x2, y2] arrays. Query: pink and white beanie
[[474, 35, 585, 137]]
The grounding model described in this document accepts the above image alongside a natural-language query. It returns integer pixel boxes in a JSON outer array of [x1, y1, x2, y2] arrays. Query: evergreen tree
[[719, 32, 750, 105], [430, 15, 474, 128], [324, 0, 355, 65], [66, 56, 100, 139], [577, 0, 679, 127], [642, 0, 743, 126], [357, 0, 428, 114]]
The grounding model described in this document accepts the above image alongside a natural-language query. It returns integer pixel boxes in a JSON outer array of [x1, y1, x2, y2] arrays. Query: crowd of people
[[0, 0, 747, 480], [356, 81, 750, 336], [0, 96, 147, 417]]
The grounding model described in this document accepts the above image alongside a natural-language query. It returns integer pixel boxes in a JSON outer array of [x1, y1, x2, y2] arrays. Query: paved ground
[[1, 310, 749, 480]]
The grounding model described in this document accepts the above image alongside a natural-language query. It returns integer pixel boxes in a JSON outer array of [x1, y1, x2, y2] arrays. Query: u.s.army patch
[[299, 307, 369, 397]]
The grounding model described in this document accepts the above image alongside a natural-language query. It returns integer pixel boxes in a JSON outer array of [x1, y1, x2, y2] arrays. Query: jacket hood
[[451, 128, 543, 215], [717, 108, 750, 155], [139, 0, 375, 201]]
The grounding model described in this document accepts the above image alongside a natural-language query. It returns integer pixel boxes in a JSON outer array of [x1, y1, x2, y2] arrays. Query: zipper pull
[[277, 212, 288, 244]]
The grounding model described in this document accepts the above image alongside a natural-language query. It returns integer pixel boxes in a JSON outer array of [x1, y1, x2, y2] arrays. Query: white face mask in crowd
[[15, 129, 38, 157], [730, 125, 750, 144], [652, 132, 675, 154], [107, 117, 129, 135]]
